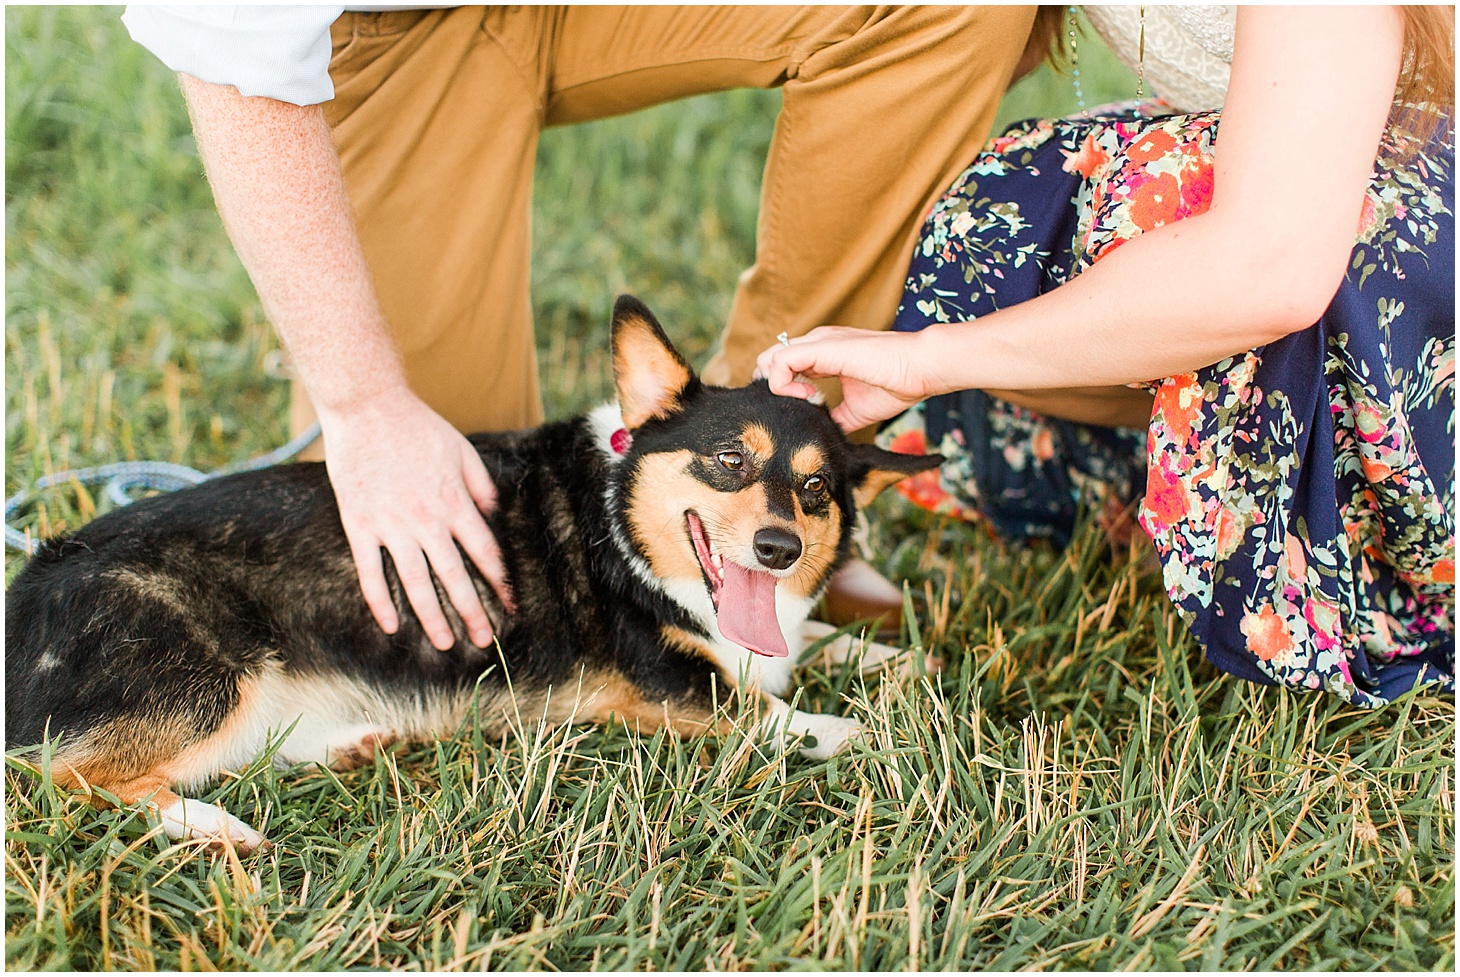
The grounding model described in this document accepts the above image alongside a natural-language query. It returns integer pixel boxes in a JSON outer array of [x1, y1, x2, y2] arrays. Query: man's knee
[[795, 4, 1036, 82]]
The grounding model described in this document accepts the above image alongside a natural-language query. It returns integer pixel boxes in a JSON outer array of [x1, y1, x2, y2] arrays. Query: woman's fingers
[[759, 341, 836, 399], [830, 401, 867, 432]]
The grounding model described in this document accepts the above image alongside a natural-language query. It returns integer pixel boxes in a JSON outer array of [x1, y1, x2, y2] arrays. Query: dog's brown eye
[[717, 451, 744, 471], [803, 474, 826, 493]]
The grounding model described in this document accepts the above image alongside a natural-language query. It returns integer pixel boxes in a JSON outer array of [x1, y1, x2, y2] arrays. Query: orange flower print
[[1215, 506, 1241, 559], [1032, 427, 1055, 461], [897, 470, 951, 513], [1179, 161, 1215, 217], [1127, 128, 1178, 164], [1062, 133, 1110, 179], [888, 428, 927, 456], [1356, 193, 1380, 241], [1143, 461, 1191, 531], [1154, 373, 1203, 445], [1431, 556, 1454, 585], [1284, 533, 1308, 583], [1241, 604, 1296, 663], [1130, 172, 1181, 231], [1360, 453, 1394, 484]]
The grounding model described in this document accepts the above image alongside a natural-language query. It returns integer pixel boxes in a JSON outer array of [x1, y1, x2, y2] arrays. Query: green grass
[[5, 6, 1454, 971]]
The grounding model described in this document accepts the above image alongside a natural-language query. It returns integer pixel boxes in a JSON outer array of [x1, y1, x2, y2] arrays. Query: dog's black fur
[[5, 296, 938, 848]]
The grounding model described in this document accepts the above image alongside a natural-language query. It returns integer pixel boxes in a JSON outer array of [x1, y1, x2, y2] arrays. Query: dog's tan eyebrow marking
[[740, 423, 776, 463], [790, 445, 826, 478]]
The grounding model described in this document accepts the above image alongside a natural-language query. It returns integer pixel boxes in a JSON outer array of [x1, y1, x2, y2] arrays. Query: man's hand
[[319, 388, 512, 651]]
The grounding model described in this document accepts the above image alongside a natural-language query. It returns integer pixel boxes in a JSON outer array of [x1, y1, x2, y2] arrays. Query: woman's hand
[[756, 327, 940, 432]]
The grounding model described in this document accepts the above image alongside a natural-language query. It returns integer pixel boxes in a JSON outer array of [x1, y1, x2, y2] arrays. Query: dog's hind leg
[[126, 780, 267, 853], [50, 757, 268, 853], [44, 675, 277, 853]]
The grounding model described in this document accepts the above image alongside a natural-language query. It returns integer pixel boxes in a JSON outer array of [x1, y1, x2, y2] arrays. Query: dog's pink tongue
[[716, 561, 789, 658]]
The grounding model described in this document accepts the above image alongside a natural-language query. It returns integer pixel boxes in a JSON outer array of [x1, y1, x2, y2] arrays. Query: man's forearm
[[178, 76, 511, 652], [179, 73, 407, 417]]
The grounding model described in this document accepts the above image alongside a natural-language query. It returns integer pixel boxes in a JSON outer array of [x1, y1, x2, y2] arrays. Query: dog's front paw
[[158, 797, 268, 853], [796, 713, 861, 761]]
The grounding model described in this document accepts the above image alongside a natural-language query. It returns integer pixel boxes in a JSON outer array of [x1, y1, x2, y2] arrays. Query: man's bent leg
[[543, 6, 865, 125], [703, 6, 1037, 391], [290, 8, 549, 448], [293, 7, 1032, 440], [296, 5, 856, 445]]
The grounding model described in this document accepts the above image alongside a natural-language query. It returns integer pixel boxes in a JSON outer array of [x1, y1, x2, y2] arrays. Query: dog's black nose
[[753, 527, 802, 570]]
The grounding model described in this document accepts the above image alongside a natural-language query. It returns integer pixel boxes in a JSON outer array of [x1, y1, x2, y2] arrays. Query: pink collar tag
[[610, 428, 632, 455]]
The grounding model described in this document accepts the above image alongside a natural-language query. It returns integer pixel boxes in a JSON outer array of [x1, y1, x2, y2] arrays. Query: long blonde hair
[[1394, 5, 1455, 145], [1026, 5, 1454, 143]]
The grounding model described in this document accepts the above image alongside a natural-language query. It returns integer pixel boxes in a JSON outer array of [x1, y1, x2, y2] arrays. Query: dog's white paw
[[760, 695, 862, 761], [795, 713, 861, 761], [158, 797, 267, 853]]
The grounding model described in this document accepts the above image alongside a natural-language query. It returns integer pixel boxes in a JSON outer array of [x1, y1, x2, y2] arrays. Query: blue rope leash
[[4, 423, 322, 555]]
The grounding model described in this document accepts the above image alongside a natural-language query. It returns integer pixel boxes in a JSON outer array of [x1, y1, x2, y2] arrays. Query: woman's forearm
[[913, 6, 1403, 398], [911, 210, 1326, 396], [761, 8, 1404, 434], [986, 385, 1156, 429]]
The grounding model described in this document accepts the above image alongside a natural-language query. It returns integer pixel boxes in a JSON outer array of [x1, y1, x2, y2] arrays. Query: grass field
[[5, 6, 1455, 971]]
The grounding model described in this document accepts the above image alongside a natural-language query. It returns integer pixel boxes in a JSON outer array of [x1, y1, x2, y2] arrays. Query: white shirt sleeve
[[121, 5, 346, 106]]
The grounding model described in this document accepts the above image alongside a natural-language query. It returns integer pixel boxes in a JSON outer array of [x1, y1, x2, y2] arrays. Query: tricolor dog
[[5, 296, 939, 851]]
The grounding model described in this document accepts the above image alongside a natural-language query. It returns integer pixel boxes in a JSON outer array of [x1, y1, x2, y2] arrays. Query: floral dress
[[881, 105, 1455, 707]]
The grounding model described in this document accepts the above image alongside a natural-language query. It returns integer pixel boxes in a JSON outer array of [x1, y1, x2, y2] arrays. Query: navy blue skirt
[[880, 107, 1454, 706]]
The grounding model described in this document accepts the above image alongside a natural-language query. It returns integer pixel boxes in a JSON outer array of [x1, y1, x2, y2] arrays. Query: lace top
[[1083, 5, 1237, 113]]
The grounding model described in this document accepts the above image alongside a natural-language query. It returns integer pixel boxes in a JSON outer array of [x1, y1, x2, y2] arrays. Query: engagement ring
[[776, 331, 790, 348]]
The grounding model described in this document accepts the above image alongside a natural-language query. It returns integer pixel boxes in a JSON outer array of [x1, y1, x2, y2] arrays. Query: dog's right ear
[[612, 295, 697, 429], [847, 443, 945, 510]]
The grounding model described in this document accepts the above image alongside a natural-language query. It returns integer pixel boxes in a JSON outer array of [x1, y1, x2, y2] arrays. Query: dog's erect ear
[[612, 295, 697, 429], [847, 443, 944, 510]]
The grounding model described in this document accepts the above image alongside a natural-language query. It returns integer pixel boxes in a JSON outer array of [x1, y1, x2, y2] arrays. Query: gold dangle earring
[[1068, 5, 1087, 110]]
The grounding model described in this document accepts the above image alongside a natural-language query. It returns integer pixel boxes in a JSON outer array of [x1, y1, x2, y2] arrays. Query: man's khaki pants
[[294, 5, 1035, 439]]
